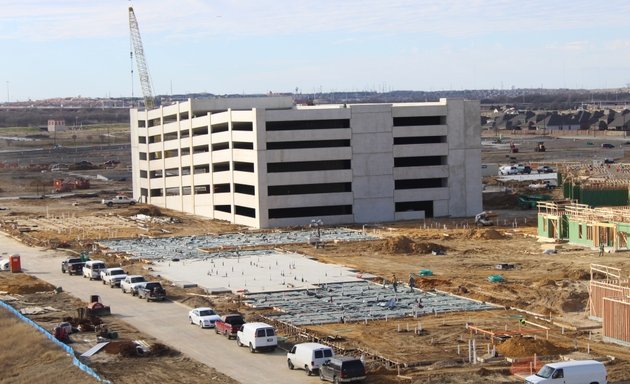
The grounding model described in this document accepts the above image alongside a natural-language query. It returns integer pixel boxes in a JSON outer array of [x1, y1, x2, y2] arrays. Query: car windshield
[[199, 310, 215, 316], [111, 270, 125, 275], [536, 366, 554, 378], [131, 277, 145, 283]]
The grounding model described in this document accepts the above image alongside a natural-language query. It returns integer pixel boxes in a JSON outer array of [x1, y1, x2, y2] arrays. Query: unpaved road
[[1, 232, 320, 384]]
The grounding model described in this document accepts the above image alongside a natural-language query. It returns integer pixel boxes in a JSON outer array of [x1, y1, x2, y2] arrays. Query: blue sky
[[2, 0, 630, 101]]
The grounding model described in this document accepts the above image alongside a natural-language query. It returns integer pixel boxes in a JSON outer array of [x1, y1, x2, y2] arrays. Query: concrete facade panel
[[267, 170, 352, 185], [352, 132, 392, 154], [266, 147, 352, 163], [352, 153, 394, 177], [353, 199, 395, 223], [393, 143, 448, 157], [352, 176, 394, 199], [350, 105, 392, 133], [392, 125, 447, 137], [393, 165, 448, 179], [394, 188, 448, 201], [268, 193, 353, 208], [395, 211, 425, 221]]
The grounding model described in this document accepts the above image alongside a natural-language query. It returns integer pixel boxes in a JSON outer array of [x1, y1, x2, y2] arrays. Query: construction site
[[3, 117, 630, 383]]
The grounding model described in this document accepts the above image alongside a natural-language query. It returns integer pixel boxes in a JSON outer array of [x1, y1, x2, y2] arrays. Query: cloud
[[4, 0, 630, 42]]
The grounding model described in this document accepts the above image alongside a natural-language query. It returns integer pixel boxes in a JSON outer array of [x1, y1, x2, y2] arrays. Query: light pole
[[310, 219, 323, 238]]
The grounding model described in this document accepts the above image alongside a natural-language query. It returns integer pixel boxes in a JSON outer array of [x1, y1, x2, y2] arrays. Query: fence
[[0, 300, 111, 383]]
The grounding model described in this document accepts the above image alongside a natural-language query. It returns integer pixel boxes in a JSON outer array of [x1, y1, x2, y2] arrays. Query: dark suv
[[319, 356, 366, 383]]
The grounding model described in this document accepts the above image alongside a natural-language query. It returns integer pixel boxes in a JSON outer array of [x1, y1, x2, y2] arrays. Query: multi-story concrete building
[[130, 97, 481, 228]]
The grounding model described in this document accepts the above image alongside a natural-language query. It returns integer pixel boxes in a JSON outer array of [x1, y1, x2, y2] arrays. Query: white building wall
[[350, 104, 395, 223]]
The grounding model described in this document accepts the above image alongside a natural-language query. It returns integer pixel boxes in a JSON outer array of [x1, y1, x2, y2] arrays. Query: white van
[[525, 360, 607, 384], [287, 342, 334, 376], [236, 322, 277, 353], [82, 260, 107, 280]]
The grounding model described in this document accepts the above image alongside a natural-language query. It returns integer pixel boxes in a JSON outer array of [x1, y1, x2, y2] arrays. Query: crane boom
[[128, 6, 155, 109]]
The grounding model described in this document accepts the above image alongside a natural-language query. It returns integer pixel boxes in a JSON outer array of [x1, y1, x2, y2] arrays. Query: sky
[[2, 0, 630, 101]]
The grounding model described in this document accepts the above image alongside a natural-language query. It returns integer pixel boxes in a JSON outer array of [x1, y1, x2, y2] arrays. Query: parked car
[[515, 164, 532, 174], [215, 314, 246, 339], [236, 322, 277, 353], [604, 158, 615, 164], [61, 257, 88, 275], [601, 143, 615, 148], [287, 342, 334, 376], [537, 165, 554, 174], [0, 259, 9, 271], [120, 275, 147, 295], [100, 267, 127, 287], [499, 165, 518, 175], [188, 307, 221, 328], [82, 260, 107, 280], [318, 356, 366, 383], [137, 281, 166, 301], [524, 359, 606, 384]]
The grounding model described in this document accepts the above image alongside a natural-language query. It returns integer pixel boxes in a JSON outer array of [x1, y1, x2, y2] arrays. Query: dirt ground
[[2, 129, 630, 383], [0, 273, 238, 384]]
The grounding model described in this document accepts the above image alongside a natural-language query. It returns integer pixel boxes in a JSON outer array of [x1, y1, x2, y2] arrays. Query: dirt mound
[[413, 242, 447, 254], [385, 236, 414, 253], [383, 236, 447, 254], [496, 335, 570, 357], [466, 228, 506, 240], [179, 295, 214, 308], [415, 278, 451, 289], [535, 279, 557, 287], [0, 273, 55, 294], [565, 269, 591, 280]]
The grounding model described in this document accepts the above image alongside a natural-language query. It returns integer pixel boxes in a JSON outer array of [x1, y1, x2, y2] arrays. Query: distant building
[[129, 97, 482, 228], [47, 119, 66, 132]]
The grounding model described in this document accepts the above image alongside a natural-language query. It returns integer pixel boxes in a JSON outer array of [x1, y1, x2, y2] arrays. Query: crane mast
[[128, 6, 155, 109]]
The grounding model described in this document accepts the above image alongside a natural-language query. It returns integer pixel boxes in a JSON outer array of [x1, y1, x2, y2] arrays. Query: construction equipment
[[128, 6, 155, 109], [475, 211, 495, 227], [535, 141, 546, 152], [517, 194, 552, 210], [80, 295, 111, 317]]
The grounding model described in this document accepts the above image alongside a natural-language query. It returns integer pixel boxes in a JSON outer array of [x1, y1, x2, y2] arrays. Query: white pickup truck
[[120, 275, 147, 295], [100, 267, 128, 288], [102, 195, 136, 207]]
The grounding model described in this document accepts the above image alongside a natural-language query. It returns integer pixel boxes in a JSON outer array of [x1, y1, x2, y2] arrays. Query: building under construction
[[537, 201, 630, 250], [589, 264, 630, 347]]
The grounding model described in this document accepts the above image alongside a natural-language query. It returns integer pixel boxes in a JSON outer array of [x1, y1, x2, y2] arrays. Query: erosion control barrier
[[0, 300, 111, 383]]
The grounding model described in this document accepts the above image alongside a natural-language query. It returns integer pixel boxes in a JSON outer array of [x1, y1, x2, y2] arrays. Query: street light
[[310, 219, 323, 238]]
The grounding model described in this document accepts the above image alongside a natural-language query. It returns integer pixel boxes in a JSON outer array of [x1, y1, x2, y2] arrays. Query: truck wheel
[[214, 327, 219, 334], [319, 370, 325, 381], [146, 296, 150, 302], [107, 202, 113, 207], [237, 337, 243, 347], [130, 201, 136, 205], [333, 377, 340, 384], [287, 360, 294, 370], [249, 343, 255, 353], [102, 280, 106, 285], [305, 366, 311, 376]]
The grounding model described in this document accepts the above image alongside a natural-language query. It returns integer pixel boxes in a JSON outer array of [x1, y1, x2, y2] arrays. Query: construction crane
[[128, 6, 155, 109]]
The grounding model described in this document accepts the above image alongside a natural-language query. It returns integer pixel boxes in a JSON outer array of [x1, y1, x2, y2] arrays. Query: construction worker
[[599, 243, 605, 257], [408, 273, 415, 292], [392, 274, 398, 293]]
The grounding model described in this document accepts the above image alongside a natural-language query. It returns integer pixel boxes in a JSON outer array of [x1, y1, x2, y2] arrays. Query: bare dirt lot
[[2, 129, 630, 383]]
